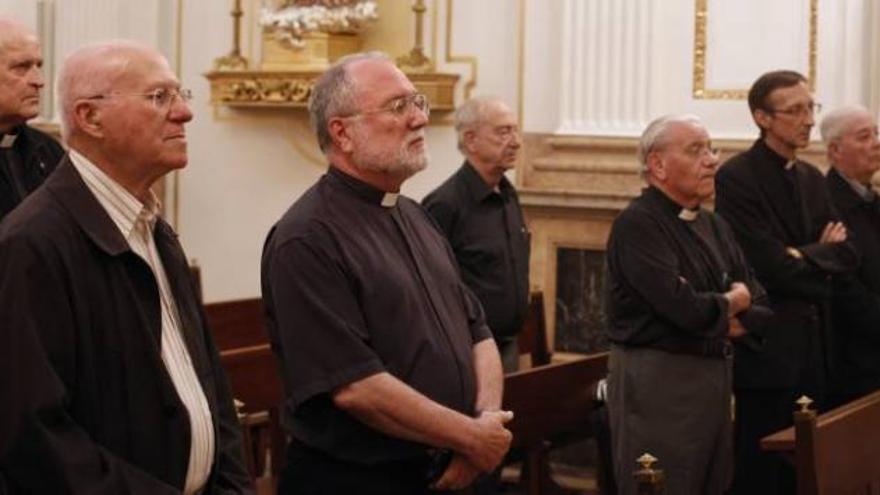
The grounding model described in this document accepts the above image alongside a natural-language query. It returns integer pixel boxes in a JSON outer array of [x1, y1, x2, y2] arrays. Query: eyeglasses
[[85, 88, 193, 110], [348, 93, 430, 119], [681, 143, 720, 160], [768, 101, 822, 118]]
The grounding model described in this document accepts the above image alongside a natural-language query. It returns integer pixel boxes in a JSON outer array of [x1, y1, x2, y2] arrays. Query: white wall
[[523, 0, 878, 139]]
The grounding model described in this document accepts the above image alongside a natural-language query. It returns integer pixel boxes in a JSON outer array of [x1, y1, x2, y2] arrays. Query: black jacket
[[0, 158, 252, 494], [826, 168, 880, 397], [0, 124, 63, 222], [715, 139, 858, 390]]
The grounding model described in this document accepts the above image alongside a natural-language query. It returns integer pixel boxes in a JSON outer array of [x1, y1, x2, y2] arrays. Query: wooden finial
[[637, 453, 658, 471], [796, 395, 814, 413]]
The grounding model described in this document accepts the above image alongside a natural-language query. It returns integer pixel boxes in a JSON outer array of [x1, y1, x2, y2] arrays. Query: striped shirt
[[69, 149, 215, 494]]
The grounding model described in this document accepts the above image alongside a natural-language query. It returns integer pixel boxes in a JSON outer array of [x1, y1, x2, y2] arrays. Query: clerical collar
[[328, 166, 401, 208], [678, 208, 699, 222], [645, 186, 701, 222], [755, 139, 798, 172], [381, 192, 399, 207], [839, 170, 875, 201], [0, 133, 17, 148]]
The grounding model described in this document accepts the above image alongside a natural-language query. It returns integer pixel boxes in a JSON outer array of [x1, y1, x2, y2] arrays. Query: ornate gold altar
[[205, 0, 459, 111]]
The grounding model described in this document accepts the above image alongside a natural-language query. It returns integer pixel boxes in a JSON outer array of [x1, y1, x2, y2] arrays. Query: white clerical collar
[[784, 159, 796, 170], [0, 134, 17, 148], [381, 192, 399, 207], [678, 208, 699, 222]]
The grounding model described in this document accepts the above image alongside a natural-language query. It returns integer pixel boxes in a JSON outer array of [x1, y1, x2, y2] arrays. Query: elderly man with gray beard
[[261, 52, 513, 495]]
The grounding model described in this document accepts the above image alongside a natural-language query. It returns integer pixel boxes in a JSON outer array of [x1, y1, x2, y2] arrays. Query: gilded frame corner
[[692, 0, 818, 100]]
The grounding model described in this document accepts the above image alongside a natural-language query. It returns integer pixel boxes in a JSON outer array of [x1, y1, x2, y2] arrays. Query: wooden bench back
[[517, 291, 552, 367], [796, 390, 880, 495], [502, 352, 608, 449], [203, 298, 283, 414]]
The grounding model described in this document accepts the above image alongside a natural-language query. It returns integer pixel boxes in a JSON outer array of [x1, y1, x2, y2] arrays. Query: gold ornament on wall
[[259, 0, 377, 70], [692, 0, 818, 100], [205, 0, 458, 111]]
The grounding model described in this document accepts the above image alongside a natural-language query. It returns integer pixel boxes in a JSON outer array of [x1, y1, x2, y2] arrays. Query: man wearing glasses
[[606, 114, 767, 495], [423, 96, 529, 376], [0, 16, 64, 223], [261, 52, 513, 494], [715, 70, 858, 494], [0, 41, 251, 493]]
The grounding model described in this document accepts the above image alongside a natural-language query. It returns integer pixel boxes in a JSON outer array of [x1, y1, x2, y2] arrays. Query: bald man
[[0, 16, 63, 222], [0, 41, 251, 494], [821, 106, 880, 403]]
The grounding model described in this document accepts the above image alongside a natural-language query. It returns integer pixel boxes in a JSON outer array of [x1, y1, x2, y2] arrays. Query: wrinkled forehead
[[0, 29, 40, 61], [768, 81, 812, 107], [347, 58, 416, 107], [482, 101, 517, 127], [843, 112, 877, 135], [98, 48, 178, 91], [664, 120, 711, 147]]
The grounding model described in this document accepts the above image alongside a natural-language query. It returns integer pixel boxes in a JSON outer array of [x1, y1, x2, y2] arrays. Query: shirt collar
[[68, 148, 162, 241], [461, 161, 509, 203], [837, 167, 875, 201], [0, 124, 26, 149], [327, 166, 400, 208], [755, 138, 797, 171], [645, 185, 701, 222], [0, 134, 17, 148]]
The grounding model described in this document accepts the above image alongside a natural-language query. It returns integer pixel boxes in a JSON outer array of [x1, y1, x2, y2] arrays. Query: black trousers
[[730, 389, 797, 495], [278, 442, 453, 495]]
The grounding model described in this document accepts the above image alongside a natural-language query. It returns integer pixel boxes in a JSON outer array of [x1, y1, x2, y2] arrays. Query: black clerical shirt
[[261, 166, 491, 465], [0, 124, 63, 223], [423, 162, 530, 339], [606, 186, 767, 357]]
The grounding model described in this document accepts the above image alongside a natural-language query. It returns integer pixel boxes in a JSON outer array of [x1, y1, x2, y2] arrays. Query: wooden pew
[[203, 298, 284, 493], [518, 291, 552, 367], [761, 391, 880, 495], [503, 353, 609, 495]]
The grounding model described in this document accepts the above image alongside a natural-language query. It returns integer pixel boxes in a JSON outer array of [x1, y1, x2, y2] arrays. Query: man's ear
[[827, 140, 841, 164], [647, 151, 666, 181], [462, 129, 477, 153], [328, 117, 354, 153], [73, 101, 104, 139]]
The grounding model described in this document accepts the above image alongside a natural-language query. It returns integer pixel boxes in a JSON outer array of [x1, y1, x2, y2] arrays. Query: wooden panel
[[503, 353, 608, 449], [204, 298, 267, 351]]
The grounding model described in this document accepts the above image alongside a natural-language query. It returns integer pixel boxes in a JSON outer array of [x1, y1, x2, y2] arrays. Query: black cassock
[[826, 168, 880, 400], [0, 124, 63, 223], [605, 185, 768, 495], [715, 139, 858, 495]]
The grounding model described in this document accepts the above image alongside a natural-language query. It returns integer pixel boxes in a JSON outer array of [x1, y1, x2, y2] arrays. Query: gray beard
[[351, 133, 429, 179]]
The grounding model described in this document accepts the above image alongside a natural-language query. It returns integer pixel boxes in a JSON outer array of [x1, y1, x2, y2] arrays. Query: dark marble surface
[[554, 248, 610, 354]]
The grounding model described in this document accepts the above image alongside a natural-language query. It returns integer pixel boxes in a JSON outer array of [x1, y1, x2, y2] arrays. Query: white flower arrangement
[[260, 0, 379, 48]]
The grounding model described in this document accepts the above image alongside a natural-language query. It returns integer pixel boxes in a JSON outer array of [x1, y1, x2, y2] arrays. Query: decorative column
[[558, 0, 655, 136]]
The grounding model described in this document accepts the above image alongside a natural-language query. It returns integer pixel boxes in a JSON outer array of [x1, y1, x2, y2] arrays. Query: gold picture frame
[[692, 0, 818, 99]]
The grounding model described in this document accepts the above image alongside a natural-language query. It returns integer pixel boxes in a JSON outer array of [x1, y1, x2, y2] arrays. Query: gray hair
[[308, 51, 391, 153], [57, 40, 156, 140], [820, 105, 872, 144], [637, 114, 705, 175], [453, 95, 510, 152]]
